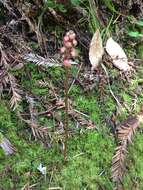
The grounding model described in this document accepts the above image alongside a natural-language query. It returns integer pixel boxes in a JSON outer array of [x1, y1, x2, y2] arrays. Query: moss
[[137, 43, 143, 59], [2, 59, 143, 189], [0, 100, 115, 189], [123, 133, 143, 189], [47, 131, 114, 190]]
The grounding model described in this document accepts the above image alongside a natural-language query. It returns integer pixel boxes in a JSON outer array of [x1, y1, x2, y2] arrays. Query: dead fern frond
[[111, 141, 127, 183], [0, 0, 13, 14], [18, 111, 49, 141], [0, 68, 8, 96], [0, 42, 9, 67], [17, 2, 45, 51], [24, 120, 49, 140], [26, 96, 49, 140], [69, 109, 96, 129], [24, 53, 60, 67], [8, 74, 22, 110], [117, 116, 139, 143], [112, 112, 143, 189]]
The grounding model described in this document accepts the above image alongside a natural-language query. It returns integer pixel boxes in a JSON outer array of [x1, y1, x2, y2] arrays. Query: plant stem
[[64, 67, 69, 161]]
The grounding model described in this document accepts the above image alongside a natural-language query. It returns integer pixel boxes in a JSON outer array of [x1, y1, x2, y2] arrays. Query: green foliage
[[75, 95, 102, 124], [135, 20, 143, 27], [88, 0, 100, 32], [44, 0, 67, 12], [0, 100, 115, 189], [70, 0, 81, 6], [101, 0, 117, 13], [47, 131, 114, 190], [128, 31, 143, 38], [123, 133, 143, 189], [137, 44, 143, 59], [127, 19, 143, 38]]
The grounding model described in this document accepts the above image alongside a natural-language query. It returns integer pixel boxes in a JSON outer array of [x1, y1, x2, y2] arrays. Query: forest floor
[[0, 1, 143, 190]]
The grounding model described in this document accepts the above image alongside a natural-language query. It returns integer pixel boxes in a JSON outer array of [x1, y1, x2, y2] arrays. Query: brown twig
[[63, 67, 69, 160]]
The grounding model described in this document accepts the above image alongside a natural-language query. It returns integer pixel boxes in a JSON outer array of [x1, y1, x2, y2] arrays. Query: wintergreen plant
[[60, 30, 77, 160]]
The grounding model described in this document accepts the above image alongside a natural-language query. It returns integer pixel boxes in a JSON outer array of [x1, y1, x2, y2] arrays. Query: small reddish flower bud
[[66, 31, 70, 36], [60, 47, 66, 54], [63, 59, 71, 67], [64, 41, 72, 48], [69, 33, 76, 40], [66, 30, 73, 36], [72, 39, 77, 47], [71, 49, 77, 57], [64, 36, 69, 42]]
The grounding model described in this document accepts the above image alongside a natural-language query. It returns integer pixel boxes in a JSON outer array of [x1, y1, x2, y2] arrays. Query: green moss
[[137, 43, 143, 59], [47, 131, 114, 190], [0, 100, 115, 189], [123, 133, 143, 189]]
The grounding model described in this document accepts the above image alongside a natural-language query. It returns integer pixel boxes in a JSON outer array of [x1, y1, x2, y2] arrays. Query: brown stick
[[63, 67, 69, 160]]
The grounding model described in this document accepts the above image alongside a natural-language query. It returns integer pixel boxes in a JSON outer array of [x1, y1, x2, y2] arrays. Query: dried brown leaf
[[106, 38, 130, 71], [89, 29, 104, 70]]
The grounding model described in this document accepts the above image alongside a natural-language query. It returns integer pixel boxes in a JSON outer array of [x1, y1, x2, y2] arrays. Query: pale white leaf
[[89, 29, 104, 70], [37, 163, 46, 175], [106, 37, 130, 71]]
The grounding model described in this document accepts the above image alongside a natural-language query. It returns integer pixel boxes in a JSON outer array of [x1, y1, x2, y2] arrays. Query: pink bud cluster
[[60, 30, 77, 67]]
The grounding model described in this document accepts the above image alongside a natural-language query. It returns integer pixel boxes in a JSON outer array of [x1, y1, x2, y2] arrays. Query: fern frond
[[112, 113, 143, 188], [0, 42, 9, 67], [24, 53, 60, 67], [24, 53, 77, 68], [0, 0, 13, 13], [26, 96, 49, 140], [8, 74, 22, 110], [69, 110, 95, 129], [37, 80, 49, 87], [26, 120, 48, 140], [0, 69, 8, 95], [117, 116, 139, 143], [111, 141, 127, 183]]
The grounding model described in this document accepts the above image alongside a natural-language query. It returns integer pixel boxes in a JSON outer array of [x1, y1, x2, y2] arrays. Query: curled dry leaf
[[89, 29, 104, 70], [106, 37, 130, 71]]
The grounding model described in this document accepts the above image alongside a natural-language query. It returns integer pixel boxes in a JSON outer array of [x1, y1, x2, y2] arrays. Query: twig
[[101, 63, 122, 107], [73, 109, 90, 118], [63, 67, 69, 160]]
